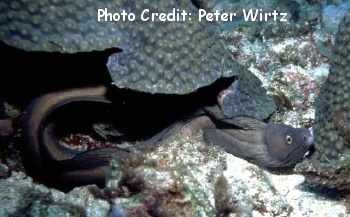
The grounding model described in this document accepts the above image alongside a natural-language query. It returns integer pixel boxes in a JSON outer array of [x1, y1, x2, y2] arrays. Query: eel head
[[203, 116, 314, 167], [263, 124, 314, 167]]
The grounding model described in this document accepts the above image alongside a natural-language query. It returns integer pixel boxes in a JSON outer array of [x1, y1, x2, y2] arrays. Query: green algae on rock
[[0, 0, 239, 94]]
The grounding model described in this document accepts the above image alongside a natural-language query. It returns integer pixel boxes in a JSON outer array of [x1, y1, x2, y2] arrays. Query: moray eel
[[202, 117, 314, 167], [23, 86, 314, 183], [23, 86, 131, 183]]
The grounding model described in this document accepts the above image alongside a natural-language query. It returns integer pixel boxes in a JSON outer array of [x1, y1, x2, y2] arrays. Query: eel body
[[23, 86, 130, 183], [23, 86, 314, 183]]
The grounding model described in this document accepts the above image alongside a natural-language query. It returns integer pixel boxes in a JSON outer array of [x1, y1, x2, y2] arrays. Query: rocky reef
[[1, 132, 349, 216], [198, 0, 334, 129], [1, 0, 350, 216]]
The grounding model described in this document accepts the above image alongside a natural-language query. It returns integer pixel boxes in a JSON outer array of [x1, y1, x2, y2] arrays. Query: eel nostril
[[302, 134, 307, 140]]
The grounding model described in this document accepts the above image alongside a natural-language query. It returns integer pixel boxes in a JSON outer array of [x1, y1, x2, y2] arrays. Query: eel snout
[[302, 131, 315, 148], [297, 130, 314, 156]]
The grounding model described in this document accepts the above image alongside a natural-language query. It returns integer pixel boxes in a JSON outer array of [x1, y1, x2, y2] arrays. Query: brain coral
[[0, 0, 238, 94], [312, 10, 350, 162]]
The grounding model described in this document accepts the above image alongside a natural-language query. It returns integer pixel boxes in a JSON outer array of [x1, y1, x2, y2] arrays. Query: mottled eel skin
[[23, 86, 314, 183]]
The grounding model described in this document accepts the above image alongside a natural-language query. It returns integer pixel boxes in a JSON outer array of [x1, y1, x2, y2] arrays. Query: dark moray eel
[[23, 85, 314, 184], [23, 86, 123, 183]]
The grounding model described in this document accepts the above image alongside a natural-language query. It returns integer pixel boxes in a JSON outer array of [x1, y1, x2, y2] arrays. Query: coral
[[295, 159, 350, 190], [312, 10, 350, 162], [210, 0, 333, 129], [0, 171, 110, 216], [0, 0, 239, 95], [294, 8, 350, 191], [219, 69, 277, 120], [333, 109, 350, 146], [263, 48, 327, 128], [0, 0, 279, 120], [274, 64, 319, 111]]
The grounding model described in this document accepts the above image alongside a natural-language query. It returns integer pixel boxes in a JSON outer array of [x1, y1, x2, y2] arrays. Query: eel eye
[[286, 135, 293, 145]]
